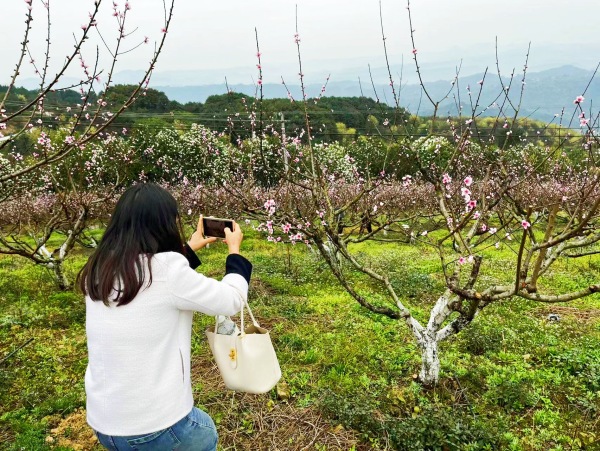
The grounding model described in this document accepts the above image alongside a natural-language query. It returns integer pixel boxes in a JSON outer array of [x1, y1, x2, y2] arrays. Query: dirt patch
[[249, 277, 279, 300], [0, 425, 15, 447], [532, 305, 600, 323], [46, 408, 99, 450], [191, 356, 362, 451]]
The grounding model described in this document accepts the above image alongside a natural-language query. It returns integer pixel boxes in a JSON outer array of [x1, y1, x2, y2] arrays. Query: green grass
[[1, 228, 599, 450]]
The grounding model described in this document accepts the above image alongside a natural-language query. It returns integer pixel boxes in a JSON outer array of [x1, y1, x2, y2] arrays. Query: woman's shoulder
[[151, 251, 188, 269], [152, 251, 202, 288]]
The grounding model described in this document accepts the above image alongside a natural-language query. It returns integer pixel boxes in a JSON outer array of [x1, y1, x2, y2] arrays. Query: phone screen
[[202, 217, 234, 239]]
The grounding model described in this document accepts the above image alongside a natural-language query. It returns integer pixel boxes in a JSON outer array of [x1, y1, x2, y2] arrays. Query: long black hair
[[78, 183, 185, 306]]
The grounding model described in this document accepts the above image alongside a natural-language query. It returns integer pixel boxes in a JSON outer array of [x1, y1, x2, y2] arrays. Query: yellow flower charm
[[229, 348, 236, 361]]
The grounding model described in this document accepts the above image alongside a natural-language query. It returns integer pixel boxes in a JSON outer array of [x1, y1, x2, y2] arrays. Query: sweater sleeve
[[225, 254, 252, 284], [168, 252, 248, 316], [183, 243, 201, 269]]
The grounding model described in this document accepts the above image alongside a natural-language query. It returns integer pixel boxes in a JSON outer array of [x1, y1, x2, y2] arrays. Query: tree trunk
[[52, 260, 71, 291], [418, 335, 440, 387]]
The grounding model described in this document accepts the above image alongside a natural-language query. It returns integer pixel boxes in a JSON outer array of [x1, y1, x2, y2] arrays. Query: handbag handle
[[213, 300, 260, 334]]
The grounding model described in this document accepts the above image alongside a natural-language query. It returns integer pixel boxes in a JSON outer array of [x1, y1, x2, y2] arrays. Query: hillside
[[152, 65, 599, 122]]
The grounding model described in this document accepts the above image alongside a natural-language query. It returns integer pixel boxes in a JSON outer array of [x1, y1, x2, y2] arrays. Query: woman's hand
[[187, 215, 217, 252], [223, 221, 243, 255]]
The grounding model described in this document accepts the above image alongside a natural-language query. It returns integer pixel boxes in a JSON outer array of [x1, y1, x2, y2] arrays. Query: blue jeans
[[94, 407, 218, 450]]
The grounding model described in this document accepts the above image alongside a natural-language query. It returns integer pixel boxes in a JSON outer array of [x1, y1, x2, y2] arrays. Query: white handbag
[[205, 301, 281, 394]]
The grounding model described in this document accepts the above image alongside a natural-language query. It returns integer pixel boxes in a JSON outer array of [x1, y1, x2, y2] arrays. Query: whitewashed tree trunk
[[418, 335, 440, 387], [415, 291, 455, 386], [52, 259, 71, 291]]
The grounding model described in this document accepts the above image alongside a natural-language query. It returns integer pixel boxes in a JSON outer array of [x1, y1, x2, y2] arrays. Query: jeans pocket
[[126, 427, 181, 449]]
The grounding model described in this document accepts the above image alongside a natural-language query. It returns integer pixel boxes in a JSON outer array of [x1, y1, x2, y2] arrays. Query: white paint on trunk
[[418, 335, 440, 386], [414, 291, 456, 385], [59, 238, 69, 260], [404, 315, 425, 340], [37, 245, 52, 259], [427, 292, 453, 331]]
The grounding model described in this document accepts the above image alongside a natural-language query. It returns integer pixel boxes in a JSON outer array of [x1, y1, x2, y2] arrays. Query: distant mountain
[[152, 65, 598, 122], [13, 65, 598, 122]]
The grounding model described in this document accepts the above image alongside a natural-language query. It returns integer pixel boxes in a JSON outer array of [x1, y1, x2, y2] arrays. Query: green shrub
[[320, 390, 507, 451]]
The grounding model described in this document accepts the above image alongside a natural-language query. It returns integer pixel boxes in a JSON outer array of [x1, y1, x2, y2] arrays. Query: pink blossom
[[521, 220, 530, 229], [464, 176, 473, 186], [461, 187, 471, 197], [161, 27, 167, 33], [574, 95, 584, 104], [458, 256, 466, 265], [442, 173, 452, 184], [467, 200, 477, 210], [412, 48, 417, 55]]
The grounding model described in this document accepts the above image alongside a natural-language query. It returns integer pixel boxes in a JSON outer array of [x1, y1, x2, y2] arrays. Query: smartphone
[[202, 217, 234, 239]]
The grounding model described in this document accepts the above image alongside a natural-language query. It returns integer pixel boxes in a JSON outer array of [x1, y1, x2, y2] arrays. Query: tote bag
[[205, 301, 281, 394]]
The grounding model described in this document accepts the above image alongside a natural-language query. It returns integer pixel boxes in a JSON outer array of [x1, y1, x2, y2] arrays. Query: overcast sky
[[1, 0, 598, 86]]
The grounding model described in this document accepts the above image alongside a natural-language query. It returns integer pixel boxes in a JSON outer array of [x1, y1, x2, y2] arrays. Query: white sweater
[[85, 251, 248, 436]]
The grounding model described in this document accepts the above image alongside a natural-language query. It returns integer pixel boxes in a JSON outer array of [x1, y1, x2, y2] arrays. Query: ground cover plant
[[0, 230, 599, 450]]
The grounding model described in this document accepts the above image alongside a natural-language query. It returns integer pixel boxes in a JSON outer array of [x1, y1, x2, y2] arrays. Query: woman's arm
[[183, 243, 202, 269], [168, 252, 252, 316]]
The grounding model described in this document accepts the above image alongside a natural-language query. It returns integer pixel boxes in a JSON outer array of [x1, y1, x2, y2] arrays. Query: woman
[[78, 183, 251, 450]]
